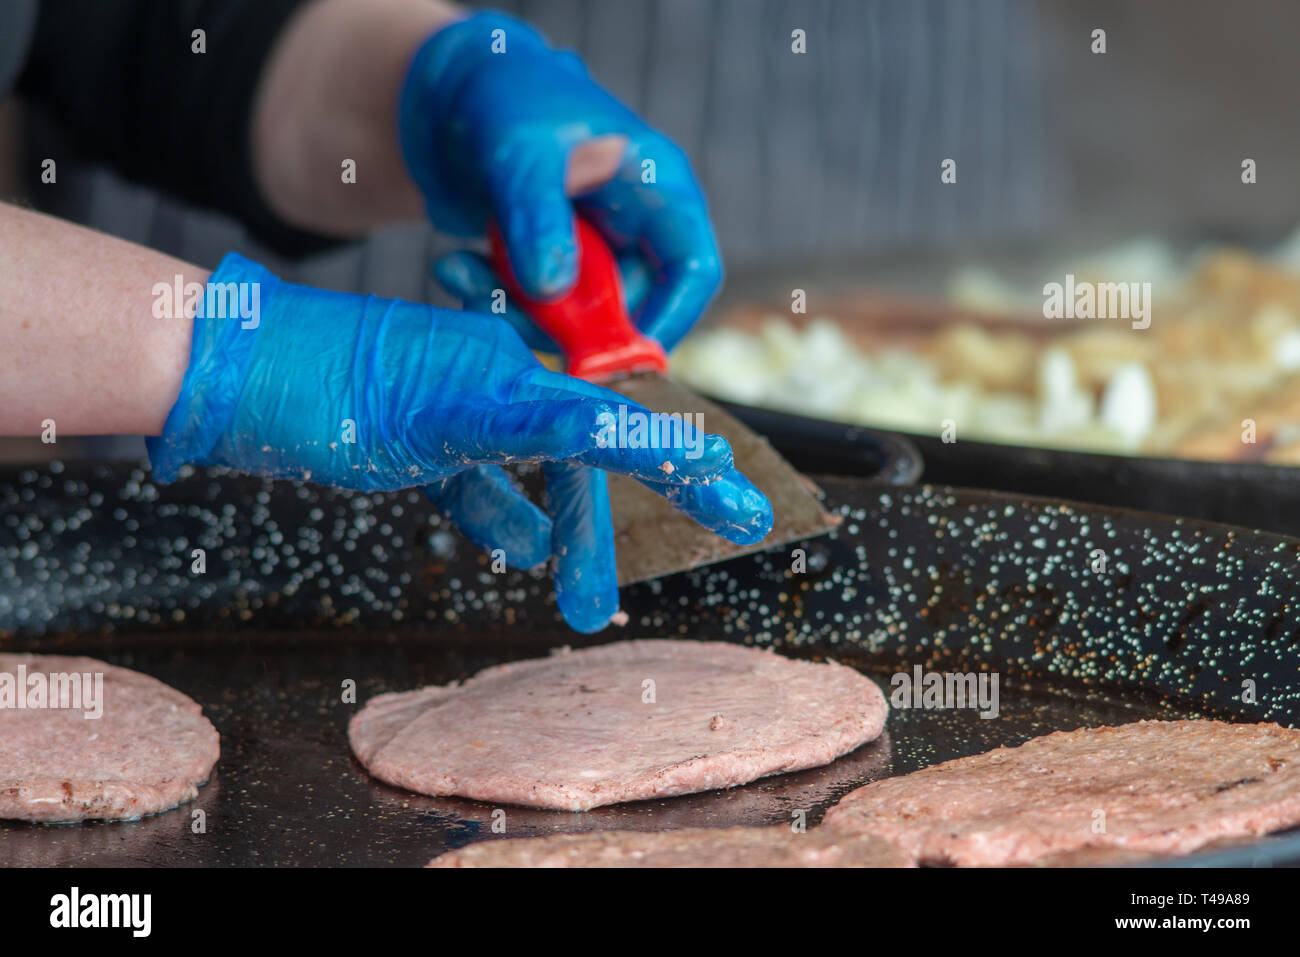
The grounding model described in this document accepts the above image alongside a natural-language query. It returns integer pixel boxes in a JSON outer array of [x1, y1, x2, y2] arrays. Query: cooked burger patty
[[349, 639, 887, 811], [822, 719, 1300, 866], [428, 825, 910, 868], [0, 654, 220, 823]]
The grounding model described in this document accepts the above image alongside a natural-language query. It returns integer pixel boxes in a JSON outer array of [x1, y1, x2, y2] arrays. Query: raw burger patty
[[0, 654, 220, 823], [349, 639, 886, 811], [428, 825, 909, 868], [822, 719, 1300, 867]]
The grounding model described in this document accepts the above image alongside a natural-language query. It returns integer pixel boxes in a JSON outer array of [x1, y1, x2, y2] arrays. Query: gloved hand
[[147, 253, 770, 633], [432, 241, 773, 546], [398, 10, 721, 353]]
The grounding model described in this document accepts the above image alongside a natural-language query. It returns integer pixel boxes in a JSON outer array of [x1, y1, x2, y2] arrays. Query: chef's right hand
[[147, 252, 770, 632], [398, 11, 723, 353]]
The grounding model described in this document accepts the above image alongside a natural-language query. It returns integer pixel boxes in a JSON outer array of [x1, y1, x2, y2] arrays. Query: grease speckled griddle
[[2, 463, 1300, 866], [0, 635, 1218, 867]]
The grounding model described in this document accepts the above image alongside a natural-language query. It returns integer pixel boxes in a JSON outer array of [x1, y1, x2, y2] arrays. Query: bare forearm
[[0, 203, 201, 436], [252, 0, 463, 236]]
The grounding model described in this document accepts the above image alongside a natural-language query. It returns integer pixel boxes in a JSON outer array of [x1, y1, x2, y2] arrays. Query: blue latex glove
[[432, 248, 772, 534], [398, 10, 722, 353], [147, 253, 769, 633]]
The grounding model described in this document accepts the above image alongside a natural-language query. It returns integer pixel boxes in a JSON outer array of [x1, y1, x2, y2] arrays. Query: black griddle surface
[[6, 466, 1300, 866], [0, 629, 1240, 868]]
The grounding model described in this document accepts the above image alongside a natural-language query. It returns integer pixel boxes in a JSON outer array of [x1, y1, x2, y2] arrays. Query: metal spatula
[[489, 215, 839, 585]]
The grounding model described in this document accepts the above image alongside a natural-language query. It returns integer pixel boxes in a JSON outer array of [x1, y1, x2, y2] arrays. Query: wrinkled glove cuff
[[147, 252, 279, 483], [397, 10, 550, 236]]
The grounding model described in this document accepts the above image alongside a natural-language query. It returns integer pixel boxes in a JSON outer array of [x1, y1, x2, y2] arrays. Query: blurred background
[[5, 0, 1300, 479]]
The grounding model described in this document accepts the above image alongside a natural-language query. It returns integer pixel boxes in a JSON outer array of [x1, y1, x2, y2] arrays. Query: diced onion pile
[[672, 318, 1155, 453], [671, 246, 1300, 459]]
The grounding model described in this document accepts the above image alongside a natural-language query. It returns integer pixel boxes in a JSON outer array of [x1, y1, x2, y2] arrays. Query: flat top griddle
[[0, 631, 1236, 868], [3, 464, 1300, 867]]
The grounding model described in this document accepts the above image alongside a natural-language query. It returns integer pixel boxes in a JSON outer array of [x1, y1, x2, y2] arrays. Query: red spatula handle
[[488, 216, 667, 383]]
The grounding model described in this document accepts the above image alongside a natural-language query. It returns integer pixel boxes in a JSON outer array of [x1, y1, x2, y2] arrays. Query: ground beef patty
[[822, 719, 1300, 866], [428, 825, 910, 868], [0, 654, 220, 823], [349, 639, 886, 811]]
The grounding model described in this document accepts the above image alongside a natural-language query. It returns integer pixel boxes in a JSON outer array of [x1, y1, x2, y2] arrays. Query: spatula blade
[[608, 374, 841, 585]]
